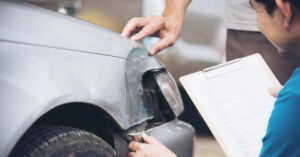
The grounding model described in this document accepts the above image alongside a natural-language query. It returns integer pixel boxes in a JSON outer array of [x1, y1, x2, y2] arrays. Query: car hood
[[0, 0, 140, 59]]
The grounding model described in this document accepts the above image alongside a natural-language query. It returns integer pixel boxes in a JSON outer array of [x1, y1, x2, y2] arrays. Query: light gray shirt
[[226, 0, 259, 31]]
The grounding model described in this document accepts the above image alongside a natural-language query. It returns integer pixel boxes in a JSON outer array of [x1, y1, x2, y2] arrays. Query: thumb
[[268, 86, 283, 97], [142, 134, 161, 145]]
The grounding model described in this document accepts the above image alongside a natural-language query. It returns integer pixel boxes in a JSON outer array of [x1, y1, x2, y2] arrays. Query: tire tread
[[10, 126, 117, 157]]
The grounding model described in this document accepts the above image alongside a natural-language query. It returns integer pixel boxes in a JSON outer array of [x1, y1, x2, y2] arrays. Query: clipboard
[[180, 53, 281, 157]]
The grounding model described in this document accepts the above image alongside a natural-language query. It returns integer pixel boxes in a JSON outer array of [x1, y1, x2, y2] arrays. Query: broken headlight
[[155, 69, 184, 117]]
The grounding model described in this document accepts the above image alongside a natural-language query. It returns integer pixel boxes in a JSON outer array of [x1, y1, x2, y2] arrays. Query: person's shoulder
[[291, 67, 300, 77]]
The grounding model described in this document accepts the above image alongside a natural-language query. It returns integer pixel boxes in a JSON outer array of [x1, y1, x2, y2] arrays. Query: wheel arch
[[14, 102, 122, 152]]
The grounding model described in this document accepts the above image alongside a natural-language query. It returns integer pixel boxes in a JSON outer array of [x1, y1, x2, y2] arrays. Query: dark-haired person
[[252, 0, 300, 155], [127, 0, 300, 156], [122, 0, 300, 85]]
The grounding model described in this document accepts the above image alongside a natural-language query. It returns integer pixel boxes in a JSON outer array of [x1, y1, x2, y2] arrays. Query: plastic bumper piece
[[146, 119, 195, 157]]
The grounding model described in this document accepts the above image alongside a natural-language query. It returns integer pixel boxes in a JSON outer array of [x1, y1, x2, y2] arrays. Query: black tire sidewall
[[10, 126, 119, 157]]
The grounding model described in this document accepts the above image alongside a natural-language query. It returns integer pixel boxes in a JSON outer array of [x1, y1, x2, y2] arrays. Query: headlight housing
[[154, 69, 184, 117]]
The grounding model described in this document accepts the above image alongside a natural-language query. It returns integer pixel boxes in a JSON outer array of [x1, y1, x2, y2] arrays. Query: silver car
[[0, 1, 195, 157]]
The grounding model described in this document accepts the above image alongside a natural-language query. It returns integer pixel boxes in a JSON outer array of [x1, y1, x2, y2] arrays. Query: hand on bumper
[[128, 134, 177, 157]]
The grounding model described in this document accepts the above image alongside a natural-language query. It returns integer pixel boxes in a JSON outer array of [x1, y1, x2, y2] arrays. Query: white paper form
[[180, 54, 280, 157]]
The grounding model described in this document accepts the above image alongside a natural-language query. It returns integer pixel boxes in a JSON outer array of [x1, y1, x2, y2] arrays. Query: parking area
[[195, 137, 225, 157]]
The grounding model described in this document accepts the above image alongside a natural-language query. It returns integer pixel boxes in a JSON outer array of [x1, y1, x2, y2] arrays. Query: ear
[[275, 0, 293, 29]]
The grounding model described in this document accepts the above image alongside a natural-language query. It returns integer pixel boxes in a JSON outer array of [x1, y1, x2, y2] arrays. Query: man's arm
[[163, 0, 191, 18], [121, 0, 191, 55]]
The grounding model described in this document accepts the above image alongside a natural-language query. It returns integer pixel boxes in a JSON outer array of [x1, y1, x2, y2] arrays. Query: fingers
[[268, 86, 283, 97], [128, 135, 161, 151], [121, 17, 145, 38], [128, 141, 146, 152], [131, 23, 162, 41], [122, 15, 179, 55], [128, 152, 136, 157], [128, 141, 139, 152], [142, 134, 161, 145], [149, 36, 176, 56], [122, 16, 165, 41]]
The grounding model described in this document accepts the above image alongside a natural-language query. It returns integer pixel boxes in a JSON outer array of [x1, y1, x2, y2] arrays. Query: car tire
[[10, 126, 119, 157]]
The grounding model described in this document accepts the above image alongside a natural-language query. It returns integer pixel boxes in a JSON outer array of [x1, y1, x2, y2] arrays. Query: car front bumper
[[146, 119, 195, 157]]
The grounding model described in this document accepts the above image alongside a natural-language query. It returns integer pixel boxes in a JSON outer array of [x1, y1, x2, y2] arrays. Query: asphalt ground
[[195, 136, 225, 157]]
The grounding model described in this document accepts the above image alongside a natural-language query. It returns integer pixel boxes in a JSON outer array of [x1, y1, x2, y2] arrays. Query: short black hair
[[255, 0, 300, 14]]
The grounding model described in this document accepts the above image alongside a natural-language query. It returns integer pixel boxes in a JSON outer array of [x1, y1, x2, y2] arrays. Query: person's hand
[[128, 134, 177, 157], [121, 14, 184, 56], [268, 86, 283, 97]]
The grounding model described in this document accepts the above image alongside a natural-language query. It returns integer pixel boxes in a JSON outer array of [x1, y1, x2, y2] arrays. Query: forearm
[[163, 0, 191, 18]]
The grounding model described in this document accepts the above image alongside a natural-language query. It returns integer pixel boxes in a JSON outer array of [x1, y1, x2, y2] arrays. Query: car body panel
[[0, 41, 126, 157], [0, 36, 167, 157], [0, 0, 134, 59], [0, 37, 167, 157]]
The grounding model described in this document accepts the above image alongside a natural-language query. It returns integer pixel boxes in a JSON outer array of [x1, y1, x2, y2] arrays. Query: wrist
[[162, 10, 185, 25], [163, 9, 185, 19], [163, 0, 190, 19]]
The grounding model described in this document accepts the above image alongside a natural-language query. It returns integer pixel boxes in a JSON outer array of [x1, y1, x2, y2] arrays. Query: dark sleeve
[[259, 92, 300, 157]]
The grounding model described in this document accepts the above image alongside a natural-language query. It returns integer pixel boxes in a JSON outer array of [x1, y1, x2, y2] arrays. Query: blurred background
[[25, 0, 227, 156]]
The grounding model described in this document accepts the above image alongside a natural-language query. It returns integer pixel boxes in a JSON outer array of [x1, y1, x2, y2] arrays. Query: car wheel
[[10, 126, 119, 157]]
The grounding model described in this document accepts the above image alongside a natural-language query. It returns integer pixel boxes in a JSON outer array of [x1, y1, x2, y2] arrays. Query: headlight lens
[[156, 71, 184, 117]]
